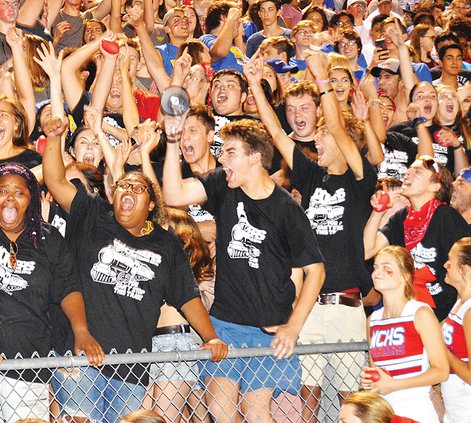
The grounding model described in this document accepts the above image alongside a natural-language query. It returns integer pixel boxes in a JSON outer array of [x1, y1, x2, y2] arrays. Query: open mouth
[[335, 88, 345, 95], [295, 119, 306, 130], [423, 105, 432, 114], [82, 153, 95, 165], [446, 104, 454, 113], [2, 206, 18, 224], [217, 93, 228, 104], [183, 144, 194, 156], [120, 194, 135, 212], [223, 166, 233, 182]]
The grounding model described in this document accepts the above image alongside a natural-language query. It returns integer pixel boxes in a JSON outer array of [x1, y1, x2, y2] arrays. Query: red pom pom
[[101, 40, 119, 54], [366, 369, 381, 382], [374, 192, 390, 213]]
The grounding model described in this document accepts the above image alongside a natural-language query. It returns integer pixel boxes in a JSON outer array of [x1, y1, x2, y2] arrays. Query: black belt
[[154, 324, 191, 336], [317, 292, 362, 307]]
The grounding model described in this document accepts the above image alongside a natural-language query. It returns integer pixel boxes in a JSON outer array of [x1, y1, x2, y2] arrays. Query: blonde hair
[[343, 391, 394, 423]]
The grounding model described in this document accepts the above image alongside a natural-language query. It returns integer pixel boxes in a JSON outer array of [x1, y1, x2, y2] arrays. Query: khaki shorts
[[298, 301, 367, 391]]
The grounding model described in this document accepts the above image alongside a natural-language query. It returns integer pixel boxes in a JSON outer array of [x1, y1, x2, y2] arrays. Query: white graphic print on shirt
[[90, 239, 162, 301], [211, 115, 230, 158], [305, 188, 345, 235], [377, 148, 408, 180], [410, 243, 443, 296], [227, 202, 266, 269], [0, 245, 35, 295]]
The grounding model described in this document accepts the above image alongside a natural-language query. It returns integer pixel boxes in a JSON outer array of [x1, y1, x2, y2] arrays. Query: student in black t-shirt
[[42, 115, 228, 422], [0, 162, 103, 422], [162, 117, 325, 423], [246, 49, 377, 420], [364, 156, 471, 322]]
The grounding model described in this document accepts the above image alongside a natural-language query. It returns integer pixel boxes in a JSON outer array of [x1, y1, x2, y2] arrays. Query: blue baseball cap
[[265, 59, 298, 74]]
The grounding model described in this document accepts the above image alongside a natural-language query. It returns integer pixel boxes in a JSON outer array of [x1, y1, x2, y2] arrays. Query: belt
[[154, 324, 191, 336], [317, 292, 362, 307]]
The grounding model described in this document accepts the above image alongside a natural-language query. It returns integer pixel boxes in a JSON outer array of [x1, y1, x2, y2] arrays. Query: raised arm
[[126, 6, 170, 94], [90, 0, 113, 21], [6, 27, 35, 133], [360, 73, 386, 144], [89, 39, 119, 115], [307, 51, 364, 179], [43, 116, 78, 214], [110, 0, 123, 33], [136, 120, 161, 186], [351, 90, 383, 166], [119, 49, 139, 134], [209, 7, 241, 62], [61, 36, 103, 111], [244, 54, 296, 169], [363, 191, 391, 259], [17, 0, 45, 27], [162, 115, 208, 207]]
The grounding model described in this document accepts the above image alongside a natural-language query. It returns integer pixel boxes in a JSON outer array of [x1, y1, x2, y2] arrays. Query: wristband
[[316, 77, 331, 85], [368, 99, 381, 107], [166, 137, 180, 144], [451, 143, 463, 151], [410, 117, 427, 128], [319, 88, 334, 97]]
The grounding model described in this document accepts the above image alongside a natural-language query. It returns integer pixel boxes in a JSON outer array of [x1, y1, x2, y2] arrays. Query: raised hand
[[305, 50, 330, 81], [352, 91, 369, 122], [83, 105, 103, 136], [243, 51, 264, 85], [34, 41, 63, 77], [5, 26, 23, 51]]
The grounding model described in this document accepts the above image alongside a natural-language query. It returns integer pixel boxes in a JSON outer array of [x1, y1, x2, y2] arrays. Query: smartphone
[[375, 38, 386, 50]]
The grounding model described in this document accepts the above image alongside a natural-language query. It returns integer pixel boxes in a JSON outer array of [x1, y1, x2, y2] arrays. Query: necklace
[[140, 220, 154, 236], [9, 240, 18, 271]]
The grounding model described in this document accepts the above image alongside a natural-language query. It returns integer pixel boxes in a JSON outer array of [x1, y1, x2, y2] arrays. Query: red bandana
[[404, 199, 445, 308]]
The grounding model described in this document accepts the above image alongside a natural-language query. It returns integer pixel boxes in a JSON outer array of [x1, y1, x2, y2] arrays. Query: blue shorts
[[149, 332, 201, 387], [199, 317, 301, 397], [51, 366, 146, 422]]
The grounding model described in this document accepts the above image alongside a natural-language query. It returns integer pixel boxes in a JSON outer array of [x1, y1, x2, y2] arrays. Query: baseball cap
[[265, 59, 298, 74], [347, 0, 367, 7], [162, 9, 183, 28], [371, 58, 400, 77]]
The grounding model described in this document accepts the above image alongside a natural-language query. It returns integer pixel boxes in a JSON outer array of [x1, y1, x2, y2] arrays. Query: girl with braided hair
[[0, 162, 104, 422]]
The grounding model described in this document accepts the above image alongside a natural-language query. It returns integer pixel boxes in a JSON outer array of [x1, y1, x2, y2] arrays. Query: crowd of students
[[0, 0, 470, 422]]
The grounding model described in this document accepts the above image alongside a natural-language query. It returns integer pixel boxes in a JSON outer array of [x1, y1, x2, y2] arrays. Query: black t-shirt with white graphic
[[212, 114, 259, 157], [291, 147, 377, 295], [199, 168, 324, 327], [381, 205, 471, 321], [377, 132, 419, 180], [64, 185, 200, 384], [389, 122, 454, 176], [0, 224, 79, 381]]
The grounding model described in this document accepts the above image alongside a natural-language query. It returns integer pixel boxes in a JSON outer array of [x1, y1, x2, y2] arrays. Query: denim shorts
[[149, 332, 200, 385], [199, 317, 301, 396], [51, 366, 146, 422]]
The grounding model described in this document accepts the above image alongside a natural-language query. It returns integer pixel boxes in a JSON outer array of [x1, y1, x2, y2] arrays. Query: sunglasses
[[417, 155, 440, 182]]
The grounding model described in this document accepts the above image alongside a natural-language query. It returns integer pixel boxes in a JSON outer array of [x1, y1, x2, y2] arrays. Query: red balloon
[[374, 192, 390, 213], [101, 40, 119, 55]]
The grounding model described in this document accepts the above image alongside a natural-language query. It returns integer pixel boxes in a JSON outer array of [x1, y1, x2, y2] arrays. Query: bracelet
[[368, 99, 381, 107], [166, 137, 180, 144], [316, 77, 331, 85], [451, 143, 463, 151], [319, 88, 334, 97], [410, 117, 428, 128]]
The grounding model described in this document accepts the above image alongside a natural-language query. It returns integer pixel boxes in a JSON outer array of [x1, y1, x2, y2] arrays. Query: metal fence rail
[[0, 341, 368, 423]]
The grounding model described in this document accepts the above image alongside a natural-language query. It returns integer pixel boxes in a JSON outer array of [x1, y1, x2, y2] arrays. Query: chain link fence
[[0, 341, 368, 423]]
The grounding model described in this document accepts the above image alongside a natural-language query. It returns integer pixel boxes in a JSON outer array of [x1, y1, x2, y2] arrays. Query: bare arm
[[366, 307, 449, 394], [363, 191, 391, 259], [61, 292, 105, 366], [119, 49, 139, 134], [244, 55, 296, 169], [209, 8, 241, 62], [271, 262, 325, 359], [6, 27, 35, 134], [17, 0, 45, 27], [126, 6, 170, 93], [181, 297, 228, 361], [42, 116, 78, 214], [110, 0, 123, 33], [446, 309, 471, 384], [307, 51, 364, 179], [361, 73, 386, 143], [61, 36, 103, 111], [162, 116, 208, 207], [90, 0, 113, 21], [137, 120, 161, 186]]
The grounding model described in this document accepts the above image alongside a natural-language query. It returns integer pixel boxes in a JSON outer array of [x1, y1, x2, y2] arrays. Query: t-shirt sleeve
[[380, 208, 407, 247], [48, 227, 81, 305], [163, 236, 200, 310], [283, 200, 325, 268], [196, 168, 227, 216], [291, 145, 320, 191], [412, 62, 432, 83]]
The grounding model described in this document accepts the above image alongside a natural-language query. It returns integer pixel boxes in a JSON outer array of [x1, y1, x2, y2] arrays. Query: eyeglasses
[[350, 2, 366, 8], [339, 40, 358, 49], [336, 21, 353, 27], [9, 240, 17, 272], [296, 30, 316, 37], [0, 1, 19, 9], [413, 93, 437, 101], [116, 181, 149, 194], [416, 155, 440, 181]]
